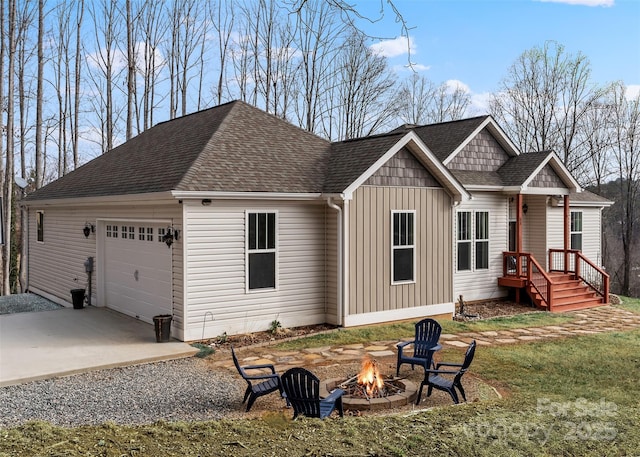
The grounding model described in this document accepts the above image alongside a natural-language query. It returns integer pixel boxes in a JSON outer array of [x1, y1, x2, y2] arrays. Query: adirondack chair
[[231, 346, 287, 412], [416, 340, 476, 405], [396, 318, 442, 376], [281, 367, 344, 419]]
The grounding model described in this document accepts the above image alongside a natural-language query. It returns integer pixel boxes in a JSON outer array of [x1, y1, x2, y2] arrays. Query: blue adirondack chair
[[396, 318, 442, 376], [281, 367, 344, 419], [416, 340, 476, 405], [231, 345, 287, 412]]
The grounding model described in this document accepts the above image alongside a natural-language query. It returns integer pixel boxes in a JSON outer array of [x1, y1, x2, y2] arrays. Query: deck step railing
[[549, 249, 609, 302], [502, 251, 553, 309]]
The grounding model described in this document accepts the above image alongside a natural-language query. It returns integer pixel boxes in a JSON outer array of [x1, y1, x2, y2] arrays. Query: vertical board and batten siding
[[183, 200, 327, 340], [522, 195, 548, 269], [348, 186, 452, 315], [547, 205, 603, 266], [453, 193, 509, 301], [27, 203, 185, 331]]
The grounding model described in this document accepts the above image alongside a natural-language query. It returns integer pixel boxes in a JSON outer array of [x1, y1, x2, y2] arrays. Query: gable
[[364, 148, 442, 188], [530, 164, 568, 189], [447, 128, 511, 172]]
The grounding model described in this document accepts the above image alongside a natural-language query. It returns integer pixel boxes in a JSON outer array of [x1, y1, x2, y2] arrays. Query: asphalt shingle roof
[[323, 133, 405, 193], [26, 101, 332, 201], [497, 151, 552, 186], [398, 116, 490, 162], [25, 103, 610, 204]]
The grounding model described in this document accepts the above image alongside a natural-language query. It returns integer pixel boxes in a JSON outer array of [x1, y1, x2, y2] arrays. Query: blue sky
[[356, 0, 640, 112]]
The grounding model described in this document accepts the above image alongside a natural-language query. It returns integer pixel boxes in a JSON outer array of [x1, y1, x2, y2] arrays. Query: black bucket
[[153, 315, 173, 342], [71, 289, 85, 309]]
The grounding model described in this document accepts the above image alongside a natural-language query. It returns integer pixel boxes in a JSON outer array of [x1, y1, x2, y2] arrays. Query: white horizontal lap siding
[[548, 206, 602, 266], [27, 204, 184, 332], [453, 193, 509, 301], [581, 208, 602, 265], [184, 200, 327, 340]]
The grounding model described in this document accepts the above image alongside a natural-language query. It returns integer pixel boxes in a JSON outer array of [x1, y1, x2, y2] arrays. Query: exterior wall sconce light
[[162, 227, 180, 247], [522, 203, 528, 215], [83, 223, 95, 238], [201, 198, 212, 206]]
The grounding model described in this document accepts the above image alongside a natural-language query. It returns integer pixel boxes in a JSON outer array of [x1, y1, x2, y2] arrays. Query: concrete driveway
[[0, 306, 198, 387]]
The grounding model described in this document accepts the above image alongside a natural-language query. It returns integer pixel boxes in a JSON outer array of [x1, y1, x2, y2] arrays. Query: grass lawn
[[1, 300, 639, 456]]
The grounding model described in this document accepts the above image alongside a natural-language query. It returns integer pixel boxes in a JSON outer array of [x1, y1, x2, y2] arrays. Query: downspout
[[326, 198, 343, 326]]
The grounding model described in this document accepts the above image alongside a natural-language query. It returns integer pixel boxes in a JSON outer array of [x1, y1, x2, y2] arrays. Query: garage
[[102, 222, 172, 324]]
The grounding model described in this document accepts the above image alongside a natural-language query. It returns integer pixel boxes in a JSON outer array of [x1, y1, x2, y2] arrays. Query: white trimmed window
[[570, 211, 583, 251], [36, 211, 44, 242], [475, 211, 489, 270], [457, 211, 472, 271], [392, 211, 415, 284], [457, 210, 490, 271], [246, 211, 277, 291]]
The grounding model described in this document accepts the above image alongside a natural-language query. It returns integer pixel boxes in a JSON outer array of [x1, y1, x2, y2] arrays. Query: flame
[[357, 356, 385, 397]]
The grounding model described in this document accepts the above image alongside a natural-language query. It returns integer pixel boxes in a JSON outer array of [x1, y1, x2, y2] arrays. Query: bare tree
[[72, 0, 84, 169], [4, 0, 17, 294], [88, 0, 122, 153], [490, 41, 603, 181], [165, 0, 206, 118], [292, 0, 345, 134], [126, 0, 135, 140], [210, 0, 234, 105], [139, 0, 166, 130], [35, 0, 44, 188], [323, 30, 398, 140], [398, 75, 471, 125], [609, 83, 640, 296], [0, 0, 6, 292]]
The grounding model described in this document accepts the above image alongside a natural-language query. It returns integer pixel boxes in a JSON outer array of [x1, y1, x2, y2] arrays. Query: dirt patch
[[455, 298, 539, 321]]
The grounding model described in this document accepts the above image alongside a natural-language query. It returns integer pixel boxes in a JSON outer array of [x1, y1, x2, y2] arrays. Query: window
[[475, 212, 489, 270], [571, 211, 583, 251], [392, 211, 415, 283], [457, 212, 472, 271], [36, 211, 44, 242], [457, 210, 490, 271], [247, 212, 276, 291]]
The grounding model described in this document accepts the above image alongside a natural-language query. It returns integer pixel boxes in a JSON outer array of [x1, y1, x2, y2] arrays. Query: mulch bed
[[203, 298, 538, 349]]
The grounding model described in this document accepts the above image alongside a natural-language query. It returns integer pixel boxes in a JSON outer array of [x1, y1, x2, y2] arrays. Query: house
[[22, 101, 612, 341]]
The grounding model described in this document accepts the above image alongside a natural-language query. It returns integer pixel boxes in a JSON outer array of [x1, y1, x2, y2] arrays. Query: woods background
[[1, 0, 638, 297]]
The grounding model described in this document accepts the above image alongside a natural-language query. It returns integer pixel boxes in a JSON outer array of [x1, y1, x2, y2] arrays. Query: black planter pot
[[153, 315, 172, 342], [70, 289, 85, 309]]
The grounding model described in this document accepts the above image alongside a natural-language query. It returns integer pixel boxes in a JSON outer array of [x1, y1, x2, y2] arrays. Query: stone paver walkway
[[209, 306, 640, 373]]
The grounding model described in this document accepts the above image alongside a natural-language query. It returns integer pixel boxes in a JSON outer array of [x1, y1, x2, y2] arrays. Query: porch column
[[564, 195, 570, 274], [516, 194, 523, 276]]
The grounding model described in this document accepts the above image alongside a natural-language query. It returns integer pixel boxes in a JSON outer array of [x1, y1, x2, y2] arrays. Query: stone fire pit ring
[[321, 378, 418, 411]]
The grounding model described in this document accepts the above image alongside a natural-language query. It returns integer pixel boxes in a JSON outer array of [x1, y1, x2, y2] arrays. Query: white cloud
[[370, 36, 415, 58], [470, 92, 492, 115], [626, 85, 640, 99], [536, 0, 614, 6], [444, 79, 470, 94]]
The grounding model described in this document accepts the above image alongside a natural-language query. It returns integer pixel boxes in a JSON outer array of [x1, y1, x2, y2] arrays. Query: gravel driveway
[[0, 358, 241, 427], [0, 294, 245, 427]]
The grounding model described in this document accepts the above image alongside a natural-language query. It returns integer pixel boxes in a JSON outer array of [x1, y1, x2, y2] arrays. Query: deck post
[[516, 194, 523, 277], [564, 195, 570, 274]]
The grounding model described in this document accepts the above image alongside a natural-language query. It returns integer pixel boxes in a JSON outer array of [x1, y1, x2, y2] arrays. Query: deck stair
[[500, 250, 609, 313], [528, 272, 606, 312]]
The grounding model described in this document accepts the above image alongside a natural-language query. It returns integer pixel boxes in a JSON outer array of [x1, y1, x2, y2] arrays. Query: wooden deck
[[499, 251, 609, 313]]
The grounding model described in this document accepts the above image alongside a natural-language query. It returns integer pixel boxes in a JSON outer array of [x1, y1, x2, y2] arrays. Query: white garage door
[[103, 223, 172, 324]]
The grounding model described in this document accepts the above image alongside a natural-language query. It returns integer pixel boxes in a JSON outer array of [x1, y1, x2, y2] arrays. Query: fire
[[357, 356, 385, 397]]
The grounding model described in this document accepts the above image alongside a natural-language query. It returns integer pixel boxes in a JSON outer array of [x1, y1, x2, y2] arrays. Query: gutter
[[326, 197, 344, 326]]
